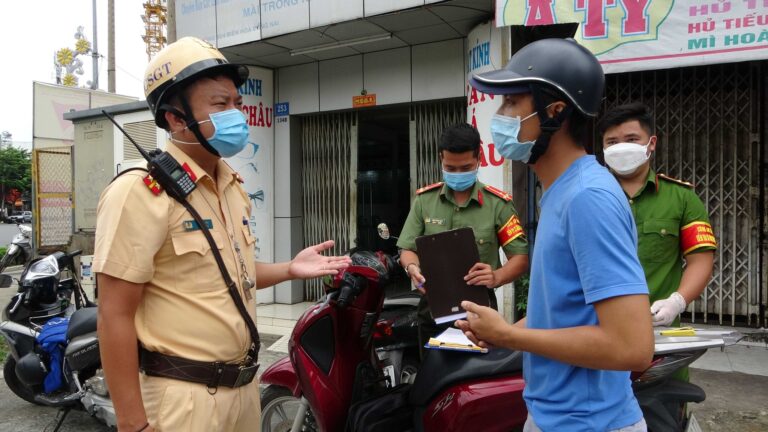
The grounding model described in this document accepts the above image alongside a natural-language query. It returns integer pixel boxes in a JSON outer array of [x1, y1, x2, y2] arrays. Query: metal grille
[[33, 147, 73, 249], [123, 120, 158, 161], [413, 100, 467, 188], [601, 61, 763, 326], [301, 112, 357, 301]]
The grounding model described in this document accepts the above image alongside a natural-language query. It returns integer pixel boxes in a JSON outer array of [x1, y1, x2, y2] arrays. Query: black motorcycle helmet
[[21, 255, 61, 306], [16, 352, 48, 387], [470, 38, 605, 164]]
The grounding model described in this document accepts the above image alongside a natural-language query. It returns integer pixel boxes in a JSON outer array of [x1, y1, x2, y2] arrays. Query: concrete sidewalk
[[687, 324, 768, 377]]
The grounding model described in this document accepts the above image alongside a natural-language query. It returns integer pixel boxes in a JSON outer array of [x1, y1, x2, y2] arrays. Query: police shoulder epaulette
[[483, 185, 512, 201], [416, 182, 444, 195], [658, 173, 694, 188]]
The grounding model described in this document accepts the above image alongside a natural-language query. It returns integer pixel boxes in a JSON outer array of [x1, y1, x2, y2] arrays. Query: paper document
[[426, 327, 488, 353]]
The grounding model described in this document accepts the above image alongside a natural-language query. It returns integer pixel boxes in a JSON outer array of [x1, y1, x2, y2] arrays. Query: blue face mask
[[171, 109, 250, 157], [443, 169, 477, 192], [490, 112, 538, 163], [203, 109, 250, 157]]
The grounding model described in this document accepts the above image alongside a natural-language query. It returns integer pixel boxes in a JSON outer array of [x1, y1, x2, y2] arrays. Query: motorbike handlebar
[[336, 284, 354, 308], [335, 273, 366, 309]]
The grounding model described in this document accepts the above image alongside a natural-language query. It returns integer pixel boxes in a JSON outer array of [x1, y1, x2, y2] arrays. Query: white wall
[[178, 0, 450, 47], [277, 63, 319, 115], [363, 48, 411, 106], [319, 56, 364, 111], [412, 39, 466, 101], [276, 40, 466, 114]]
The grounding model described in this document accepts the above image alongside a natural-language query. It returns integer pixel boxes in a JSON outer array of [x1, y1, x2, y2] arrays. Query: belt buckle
[[233, 363, 259, 387]]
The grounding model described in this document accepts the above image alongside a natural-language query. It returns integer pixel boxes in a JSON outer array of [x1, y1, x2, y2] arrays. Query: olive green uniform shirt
[[627, 169, 717, 305], [397, 180, 527, 330], [397, 181, 529, 264]]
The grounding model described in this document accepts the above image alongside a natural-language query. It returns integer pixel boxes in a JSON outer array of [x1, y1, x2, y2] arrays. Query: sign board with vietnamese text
[[353, 94, 377, 108], [466, 22, 506, 190], [229, 67, 274, 303], [496, 0, 768, 73]]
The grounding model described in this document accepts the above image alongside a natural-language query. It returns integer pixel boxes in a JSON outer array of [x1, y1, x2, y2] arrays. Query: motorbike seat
[[408, 347, 523, 406], [67, 307, 98, 340], [382, 291, 422, 310]]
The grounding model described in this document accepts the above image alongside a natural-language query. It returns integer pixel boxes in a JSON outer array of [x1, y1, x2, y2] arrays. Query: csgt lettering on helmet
[[145, 62, 173, 90]]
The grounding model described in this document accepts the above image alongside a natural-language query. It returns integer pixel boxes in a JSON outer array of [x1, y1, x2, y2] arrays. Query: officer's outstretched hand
[[455, 301, 512, 349], [288, 240, 353, 279], [464, 262, 498, 288]]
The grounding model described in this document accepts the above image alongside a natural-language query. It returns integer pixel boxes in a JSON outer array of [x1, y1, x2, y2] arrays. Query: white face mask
[[603, 139, 652, 176]]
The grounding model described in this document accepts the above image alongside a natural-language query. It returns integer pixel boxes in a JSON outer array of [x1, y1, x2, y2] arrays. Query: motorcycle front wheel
[[261, 385, 316, 432], [3, 357, 43, 405], [0, 250, 16, 274]]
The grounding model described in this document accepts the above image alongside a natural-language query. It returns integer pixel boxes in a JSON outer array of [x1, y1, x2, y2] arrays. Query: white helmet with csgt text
[[143, 37, 249, 130]]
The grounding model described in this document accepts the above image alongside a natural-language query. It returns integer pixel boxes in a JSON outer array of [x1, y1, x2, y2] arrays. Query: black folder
[[415, 227, 490, 324]]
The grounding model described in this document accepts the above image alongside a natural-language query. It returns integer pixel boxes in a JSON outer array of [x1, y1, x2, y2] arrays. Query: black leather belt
[[139, 348, 259, 389]]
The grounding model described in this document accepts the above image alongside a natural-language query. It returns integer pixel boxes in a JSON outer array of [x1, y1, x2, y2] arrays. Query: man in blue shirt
[[457, 39, 654, 431]]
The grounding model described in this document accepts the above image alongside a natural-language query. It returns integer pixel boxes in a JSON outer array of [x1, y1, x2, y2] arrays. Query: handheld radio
[[102, 110, 196, 200]]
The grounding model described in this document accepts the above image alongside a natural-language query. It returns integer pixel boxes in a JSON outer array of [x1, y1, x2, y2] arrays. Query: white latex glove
[[650, 292, 687, 326]]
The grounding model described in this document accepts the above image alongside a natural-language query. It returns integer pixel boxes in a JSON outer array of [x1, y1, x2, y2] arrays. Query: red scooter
[[259, 250, 528, 432]]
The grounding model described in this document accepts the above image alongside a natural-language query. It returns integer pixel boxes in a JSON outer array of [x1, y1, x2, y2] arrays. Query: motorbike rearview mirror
[[377, 223, 398, 240], [0, 274, 12, 288]]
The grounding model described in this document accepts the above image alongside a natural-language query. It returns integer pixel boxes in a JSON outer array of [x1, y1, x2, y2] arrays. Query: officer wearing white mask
[[599, 103, 716, 343]]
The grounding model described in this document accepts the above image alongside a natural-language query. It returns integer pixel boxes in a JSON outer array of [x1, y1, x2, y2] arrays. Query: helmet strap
[[170, 96, 221, 157], [527, 88, 573, 165]]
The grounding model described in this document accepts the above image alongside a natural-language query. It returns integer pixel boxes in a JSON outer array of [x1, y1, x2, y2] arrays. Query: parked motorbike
[[372, 223, 421, 387], [0, 250, 112, 431], [258, 248, 529, 432], [634, 330, 742, 432], [258, 246, 726, 432], [0, 223, 33, 273], [374, 292, 421, 386]]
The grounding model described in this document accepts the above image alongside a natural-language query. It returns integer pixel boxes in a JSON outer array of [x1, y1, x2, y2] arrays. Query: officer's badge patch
[[143, 175, 163, 195], [181, 162, 198, 182]]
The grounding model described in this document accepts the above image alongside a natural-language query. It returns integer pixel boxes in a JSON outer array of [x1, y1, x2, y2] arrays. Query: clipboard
[[425, 328, 488, 354], [415, 227, 489, 324]]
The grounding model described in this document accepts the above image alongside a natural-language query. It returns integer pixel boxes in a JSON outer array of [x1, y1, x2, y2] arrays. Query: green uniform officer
[[600, 103, 716, 382], [397, 124, 529, 353], [599, 103, 716, 328], [622, 168, 716, 309]]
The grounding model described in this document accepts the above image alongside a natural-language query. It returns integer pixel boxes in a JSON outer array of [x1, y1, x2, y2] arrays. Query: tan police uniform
[[93, 143, 261, 432]]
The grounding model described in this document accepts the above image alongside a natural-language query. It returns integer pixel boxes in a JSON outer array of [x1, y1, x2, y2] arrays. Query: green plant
[[515, 274, 530, 316], [0, 338, 8, 364], [0, 246, 6, 257]]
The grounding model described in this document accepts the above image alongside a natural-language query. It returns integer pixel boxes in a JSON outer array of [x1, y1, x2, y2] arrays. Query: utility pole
[[91, 0, 99, 90], [167, 0, 176, 43], [108, 0, 115, 93]]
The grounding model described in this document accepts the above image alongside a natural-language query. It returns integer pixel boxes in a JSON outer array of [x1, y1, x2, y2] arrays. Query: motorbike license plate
[[382, 365, 396, 388], [685, 414, 702, 432]]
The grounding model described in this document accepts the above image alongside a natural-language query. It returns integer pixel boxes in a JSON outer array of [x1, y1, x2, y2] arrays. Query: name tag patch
[[183, 219, 213, 231]]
